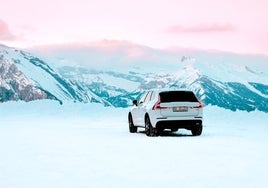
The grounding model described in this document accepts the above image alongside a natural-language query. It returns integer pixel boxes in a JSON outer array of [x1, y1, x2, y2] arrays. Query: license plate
[[173, 106, 188, 112]]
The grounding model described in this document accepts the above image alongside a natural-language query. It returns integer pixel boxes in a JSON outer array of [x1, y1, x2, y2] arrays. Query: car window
[[159, 91, 198, 102], [139, 92, 149, 103], [144, 91, 152, 103], [150, 91, 155, 101]]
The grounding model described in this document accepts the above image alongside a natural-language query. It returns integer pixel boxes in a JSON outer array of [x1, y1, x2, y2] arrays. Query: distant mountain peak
[[0, 53, 51, 102], [0, 44, 112, 105], [1, 43, 268, 113]]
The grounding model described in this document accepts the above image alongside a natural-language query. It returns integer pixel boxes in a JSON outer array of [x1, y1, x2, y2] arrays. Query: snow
[[0, 101, 268, 188]]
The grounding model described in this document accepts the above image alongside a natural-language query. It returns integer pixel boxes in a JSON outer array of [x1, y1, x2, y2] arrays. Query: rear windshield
[[159, 91, 198, 102]]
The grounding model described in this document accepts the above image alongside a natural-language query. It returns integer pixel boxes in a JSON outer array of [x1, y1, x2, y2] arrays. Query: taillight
[[152, 95, 161, 110], [192, 100, 204, 110], [152, 96, 169, 110]]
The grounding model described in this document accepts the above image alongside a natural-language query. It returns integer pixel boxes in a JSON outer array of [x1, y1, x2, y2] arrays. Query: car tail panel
[[155, 91, 203, 117], [159, 102, 200, 117]]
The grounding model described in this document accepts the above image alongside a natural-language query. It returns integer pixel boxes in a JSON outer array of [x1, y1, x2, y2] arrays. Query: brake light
[[192, 100, 204, 110], [153, 96, 169, 110], [153, 95, 161, 110]]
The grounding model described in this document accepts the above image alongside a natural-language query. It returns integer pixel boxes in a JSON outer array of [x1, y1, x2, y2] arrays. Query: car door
[[136, 91, 153, 126], [131, 92, 147, 125], [132, 91, 151, 126]]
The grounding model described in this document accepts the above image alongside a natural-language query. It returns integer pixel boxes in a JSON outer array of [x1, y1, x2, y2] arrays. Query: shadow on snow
[[137, 130, 193, 137]]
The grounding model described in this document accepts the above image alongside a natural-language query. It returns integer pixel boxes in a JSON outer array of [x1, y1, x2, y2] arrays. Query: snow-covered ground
[[0, 101, 268, 188]]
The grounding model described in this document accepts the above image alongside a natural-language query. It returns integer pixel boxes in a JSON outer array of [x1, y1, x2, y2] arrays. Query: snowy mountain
[[57, 60, 268, 112], [32, 41, 268, 112], [1, 41, 268, 113], [0, 44, 111, 105], [0, 55, 50, 102]]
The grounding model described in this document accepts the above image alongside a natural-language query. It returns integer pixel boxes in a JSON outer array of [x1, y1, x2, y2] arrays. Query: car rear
[[152, 90, 203, 135]]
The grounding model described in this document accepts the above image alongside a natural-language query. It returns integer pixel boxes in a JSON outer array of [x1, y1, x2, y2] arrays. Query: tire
[[128, 114, 137, 133], [156, 128, 163, 136], [191, 124, 203, 136], [145, 116, 156, 137]]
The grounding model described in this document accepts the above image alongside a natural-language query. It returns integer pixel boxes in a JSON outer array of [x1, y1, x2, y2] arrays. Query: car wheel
[[191, 124, 203, 136], [145, 116, 156, 137], [128, 114, 137, 133], [156, 128, 163, 136]]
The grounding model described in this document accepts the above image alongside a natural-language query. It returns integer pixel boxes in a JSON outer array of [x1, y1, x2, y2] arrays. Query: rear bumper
[[155, 120, 202, 130]]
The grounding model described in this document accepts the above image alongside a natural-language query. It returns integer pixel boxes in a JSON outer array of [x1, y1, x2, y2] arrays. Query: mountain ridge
[[1, 43, 268, 113]]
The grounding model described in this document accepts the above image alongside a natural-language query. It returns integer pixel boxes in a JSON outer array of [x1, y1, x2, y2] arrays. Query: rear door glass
[[139, 92, 148, 103], [159, 91, 198, 102], [144, 91, 152, 103]]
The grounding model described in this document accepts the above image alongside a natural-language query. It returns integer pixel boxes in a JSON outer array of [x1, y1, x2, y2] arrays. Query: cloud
[[0, 19, 17, 40], [166, 23, 236, 34]]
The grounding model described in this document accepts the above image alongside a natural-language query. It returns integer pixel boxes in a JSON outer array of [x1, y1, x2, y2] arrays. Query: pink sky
[[0, 0, 268, 55]]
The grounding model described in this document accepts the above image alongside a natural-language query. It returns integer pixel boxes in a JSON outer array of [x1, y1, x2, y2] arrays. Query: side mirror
[[133, 100, 138, 106]]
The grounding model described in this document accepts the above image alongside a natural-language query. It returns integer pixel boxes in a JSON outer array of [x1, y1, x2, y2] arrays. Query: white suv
[[128, 89, 203, 136]]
